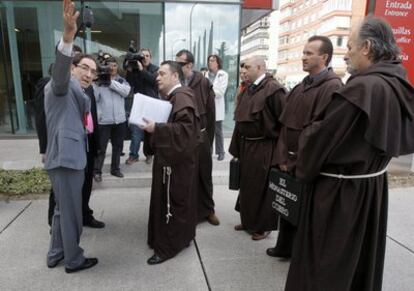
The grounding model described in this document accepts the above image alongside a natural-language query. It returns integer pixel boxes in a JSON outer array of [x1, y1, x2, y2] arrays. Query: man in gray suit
[[44, 0, 98, 273]]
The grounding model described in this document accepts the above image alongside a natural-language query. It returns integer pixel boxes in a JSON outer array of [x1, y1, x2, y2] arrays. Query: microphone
[[82, 5, 94, 28]]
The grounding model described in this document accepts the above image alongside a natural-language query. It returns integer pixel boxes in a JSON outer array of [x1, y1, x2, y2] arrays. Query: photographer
[[93, 55, 130, 181], [125, 47, 158, 165]]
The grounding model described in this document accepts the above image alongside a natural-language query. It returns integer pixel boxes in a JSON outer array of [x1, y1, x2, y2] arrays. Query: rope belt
[[162, 166, 173, 224], [243, 136, 266, 141], [320, 167, 388, 179]]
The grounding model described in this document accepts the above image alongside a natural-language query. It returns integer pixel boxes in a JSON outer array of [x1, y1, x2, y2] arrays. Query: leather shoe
[[47, 256, 64, 268], [93, 174, 102, 182], [266, 247, 291, 258], [110, 170, 124, 178], [145, 156, 153, 164], [147, 254, 168, 265], [206, 213, 220, 226], [65, 258, 98, 273], [234, 224, 245, 231], [252, 231, 271, 241], [83, 217, 105, 229]]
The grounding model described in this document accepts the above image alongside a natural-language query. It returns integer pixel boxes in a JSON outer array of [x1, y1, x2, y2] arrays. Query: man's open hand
[[62, 0, 80, 43], [139, 117, 155, 133]]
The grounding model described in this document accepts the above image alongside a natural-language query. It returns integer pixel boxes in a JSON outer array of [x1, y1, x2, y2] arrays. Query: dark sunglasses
[[177, 61, 188, 67]]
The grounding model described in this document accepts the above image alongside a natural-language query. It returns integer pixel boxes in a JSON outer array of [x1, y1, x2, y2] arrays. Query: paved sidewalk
[[0, 186, 414, 290], [0, 138, 413, 290]]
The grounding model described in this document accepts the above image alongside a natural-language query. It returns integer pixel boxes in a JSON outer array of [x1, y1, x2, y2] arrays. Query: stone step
[[93, 170, 230, 190]]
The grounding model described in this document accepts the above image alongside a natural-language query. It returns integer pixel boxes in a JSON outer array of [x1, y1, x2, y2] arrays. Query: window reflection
[[165, 3, 240, 129]]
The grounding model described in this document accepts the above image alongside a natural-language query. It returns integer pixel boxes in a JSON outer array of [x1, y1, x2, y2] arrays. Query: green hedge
[[0, 168, 51, 196]]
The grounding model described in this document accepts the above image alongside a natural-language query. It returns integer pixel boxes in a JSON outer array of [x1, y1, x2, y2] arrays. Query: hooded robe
[[285, 61, 414, 291]]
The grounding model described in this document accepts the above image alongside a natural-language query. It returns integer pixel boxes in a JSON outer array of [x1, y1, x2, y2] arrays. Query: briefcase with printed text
[[267, 168, 303, 226]]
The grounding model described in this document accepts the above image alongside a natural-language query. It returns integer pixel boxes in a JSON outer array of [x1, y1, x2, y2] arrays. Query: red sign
[[373, 0, 414, 84], [243, 0, 273, 9]]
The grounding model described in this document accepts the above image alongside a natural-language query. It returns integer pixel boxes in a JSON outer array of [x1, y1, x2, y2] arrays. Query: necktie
[[84, 112, 94, 134], [248, 83, 257, 92]]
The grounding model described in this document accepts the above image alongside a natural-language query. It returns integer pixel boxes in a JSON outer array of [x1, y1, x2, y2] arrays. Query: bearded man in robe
[[285, 17, 414, 291]]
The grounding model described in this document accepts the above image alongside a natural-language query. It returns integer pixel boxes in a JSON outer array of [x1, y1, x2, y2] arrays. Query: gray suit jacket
[[44, 50, 90, 170]]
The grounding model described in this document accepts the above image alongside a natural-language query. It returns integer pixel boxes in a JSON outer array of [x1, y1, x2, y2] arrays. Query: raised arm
[[50, 0, 79, 96]]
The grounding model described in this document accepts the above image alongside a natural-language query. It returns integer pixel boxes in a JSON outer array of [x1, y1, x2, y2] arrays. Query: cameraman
[[93, 56, 130, 181], [125, 48, 158, 165]]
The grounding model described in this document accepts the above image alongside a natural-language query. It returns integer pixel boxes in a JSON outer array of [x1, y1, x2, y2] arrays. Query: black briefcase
[[229, 158, 240, 190], [267, 168, 303, 226]]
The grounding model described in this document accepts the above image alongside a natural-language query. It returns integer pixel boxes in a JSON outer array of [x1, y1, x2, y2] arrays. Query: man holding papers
[[140, 61, 200, 265]]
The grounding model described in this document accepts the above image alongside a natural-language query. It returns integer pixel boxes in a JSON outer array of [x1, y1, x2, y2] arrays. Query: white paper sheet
[[128, 93, 172, 126]]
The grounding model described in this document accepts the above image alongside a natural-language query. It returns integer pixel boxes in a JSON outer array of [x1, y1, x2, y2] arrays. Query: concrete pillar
[[5, 2, 27, 133]]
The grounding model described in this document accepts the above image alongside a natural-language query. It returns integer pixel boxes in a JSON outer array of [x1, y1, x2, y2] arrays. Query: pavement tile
[[0, 200, 31, 232], [388, 187, 414, 251]]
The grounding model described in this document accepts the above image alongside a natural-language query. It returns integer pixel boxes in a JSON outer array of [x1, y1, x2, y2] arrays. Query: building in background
[[277, 0, 356, 89], [240, 10, 279, 72], [0, 0, 243, 135]]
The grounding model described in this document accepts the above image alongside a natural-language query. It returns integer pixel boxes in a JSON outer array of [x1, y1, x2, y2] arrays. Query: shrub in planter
[[0, 168, 51, 196]]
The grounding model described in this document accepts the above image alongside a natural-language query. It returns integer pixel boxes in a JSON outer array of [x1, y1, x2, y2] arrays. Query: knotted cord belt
[[320, 167, 388, 179], [162, 166, 173, 224]]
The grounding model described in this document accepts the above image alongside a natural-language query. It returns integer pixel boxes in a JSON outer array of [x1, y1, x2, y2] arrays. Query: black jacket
[[126, 63, 159, 98], [34, 76, 51, 154]]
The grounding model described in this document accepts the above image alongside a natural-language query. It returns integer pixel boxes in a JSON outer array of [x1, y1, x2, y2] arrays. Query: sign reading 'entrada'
[[373, 0, 414, 84]]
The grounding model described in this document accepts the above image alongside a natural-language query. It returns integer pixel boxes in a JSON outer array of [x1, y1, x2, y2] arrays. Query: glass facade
[[0, 0, 241, 135]]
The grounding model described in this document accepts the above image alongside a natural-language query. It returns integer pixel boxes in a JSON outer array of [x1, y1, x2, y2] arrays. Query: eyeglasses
[[177, 61, 188, 67], [76, 64, 97, 77]]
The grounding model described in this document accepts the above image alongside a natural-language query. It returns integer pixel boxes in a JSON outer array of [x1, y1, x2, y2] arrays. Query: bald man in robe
[[229, 56, 286, 240]]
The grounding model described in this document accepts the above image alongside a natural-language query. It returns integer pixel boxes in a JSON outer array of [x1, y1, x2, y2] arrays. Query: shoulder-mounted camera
[[123, 40, 145, 70], [96, 51, 112, 87]]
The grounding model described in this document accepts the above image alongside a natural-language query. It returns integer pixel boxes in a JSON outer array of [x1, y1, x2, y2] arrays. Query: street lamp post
[[189, 3, 197, 52], [172, 38, 186, 59]]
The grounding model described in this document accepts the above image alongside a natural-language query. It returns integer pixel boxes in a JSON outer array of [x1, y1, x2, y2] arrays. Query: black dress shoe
[[83, 217, 105, 229], [147, 254, 168, 265], [110, 170, 124, 178], [47, 256, 64, 268], [65, 258, 98, 273], [266, 247, 291, 258]]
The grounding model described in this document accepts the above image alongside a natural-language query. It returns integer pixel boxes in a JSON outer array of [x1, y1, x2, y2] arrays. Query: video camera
[[123, 40, 145, 70], [96, 51, 112, 87]]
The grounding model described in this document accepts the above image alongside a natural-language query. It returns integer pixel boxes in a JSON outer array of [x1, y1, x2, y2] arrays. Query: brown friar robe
[[276, 69, 343, 171], [188, 71, 217, 221], [229, 74, 286, 232], [147, 86, 200, 260], [285, 60, 414, 291], [274, 69, 343, 249]]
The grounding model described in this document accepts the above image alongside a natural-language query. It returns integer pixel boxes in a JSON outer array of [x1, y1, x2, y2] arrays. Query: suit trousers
[[47, 167, 86, 269], [214, 121, 225, 156], [48, 147, 95, 225], [94, 122, 126, 173]]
